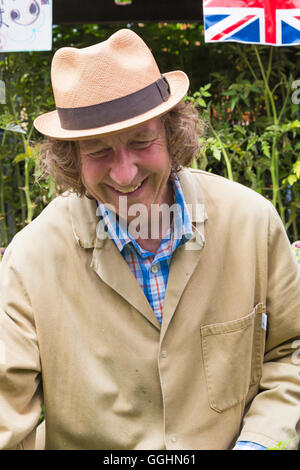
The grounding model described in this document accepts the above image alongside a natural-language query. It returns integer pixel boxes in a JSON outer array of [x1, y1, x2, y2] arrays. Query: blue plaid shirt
[[96, 175, 193, 324]]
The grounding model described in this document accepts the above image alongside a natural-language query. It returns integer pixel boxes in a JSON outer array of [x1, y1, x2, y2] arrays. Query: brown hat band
[[56, 76, 170, 131]]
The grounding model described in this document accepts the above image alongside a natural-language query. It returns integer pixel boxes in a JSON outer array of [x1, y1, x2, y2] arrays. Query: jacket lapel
[[68, 193, 160, 330], [161, 169, 208, 338], [91, 238, 160, 329]]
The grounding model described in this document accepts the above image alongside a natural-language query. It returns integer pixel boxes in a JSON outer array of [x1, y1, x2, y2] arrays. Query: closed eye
[[130, 139, 155, 150], [88, 149, 112, 158]]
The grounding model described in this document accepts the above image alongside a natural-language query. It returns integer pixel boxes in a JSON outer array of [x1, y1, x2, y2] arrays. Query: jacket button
[[161, 349, 168, 358], [170, 435, 177, 443]]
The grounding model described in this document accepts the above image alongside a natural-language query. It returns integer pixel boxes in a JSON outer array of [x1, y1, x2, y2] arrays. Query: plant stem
[[278, 77, 292, 124], [21, 136, 34, 223], [190, 157, 198, 169], [292, 216, 298, 242], [253, 47, 273, 121], [0, 160, 8, 246], [15, 160, 26, 224], [0, 132, 8, 246], [254, 46, 285, 223], [256, 166, 262, 194], [6, 76, 34, 226], [266, 47, 273, 82], [24, 157, 33, 223], [238, 45, 258, 82], [292, 186, 298, 241], [254, 46, 278, 124], [209, 121, 234, 180]]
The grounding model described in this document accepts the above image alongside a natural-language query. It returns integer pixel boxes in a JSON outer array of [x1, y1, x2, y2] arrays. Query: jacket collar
[[177, 167, 208, 250], [69, 193, 98, 249]]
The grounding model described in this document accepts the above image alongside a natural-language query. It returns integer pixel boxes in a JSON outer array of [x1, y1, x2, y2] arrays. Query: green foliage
[[0, 22, 299, 246], [186, 42, 299, 241]]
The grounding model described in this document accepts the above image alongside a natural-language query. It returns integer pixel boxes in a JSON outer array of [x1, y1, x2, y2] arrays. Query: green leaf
[[2, 122, 26, 134], [282, 174, 297, 186], [197, 98, 207, 107], [289, 119, 300, 129], [222, 90, 236, 96], [261, 140, 271, 158], [230, 96, 239, 111], [13, 153, 27, 163], [247, 136, 259, 151], [293, 160, 300, 178], [233, 125, 247, 136], [201, 91, 211, 97], [212, 145, 222, 161]]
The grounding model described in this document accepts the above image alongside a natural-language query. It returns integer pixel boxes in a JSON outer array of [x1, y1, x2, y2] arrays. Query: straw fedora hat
[[34, 28, 190, 141]]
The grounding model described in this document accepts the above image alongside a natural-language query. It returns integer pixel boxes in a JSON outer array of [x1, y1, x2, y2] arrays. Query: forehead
[[79, 118, 164, 151]]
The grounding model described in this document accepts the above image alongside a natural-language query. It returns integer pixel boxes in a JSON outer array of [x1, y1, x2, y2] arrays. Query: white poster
[[0, 0, 52, 52]]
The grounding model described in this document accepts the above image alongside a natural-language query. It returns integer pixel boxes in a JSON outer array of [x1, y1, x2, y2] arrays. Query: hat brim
[[33, 71, 189, 141]]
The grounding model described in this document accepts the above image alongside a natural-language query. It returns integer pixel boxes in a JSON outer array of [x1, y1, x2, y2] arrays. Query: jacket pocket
[[200, 303, 266, 413]]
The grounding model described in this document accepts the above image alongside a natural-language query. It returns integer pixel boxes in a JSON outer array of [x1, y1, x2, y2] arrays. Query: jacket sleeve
[[237, 203, 300, 450], [0, 241, 43, 450]]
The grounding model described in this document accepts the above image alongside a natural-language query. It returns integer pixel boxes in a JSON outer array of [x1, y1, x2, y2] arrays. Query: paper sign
[[0, 0, 52, 52]]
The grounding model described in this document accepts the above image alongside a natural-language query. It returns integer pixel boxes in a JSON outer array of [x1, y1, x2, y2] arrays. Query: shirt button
[[151, 265, 159, 274], [170, 435, 177, 443], [161, 349, 168, 358]]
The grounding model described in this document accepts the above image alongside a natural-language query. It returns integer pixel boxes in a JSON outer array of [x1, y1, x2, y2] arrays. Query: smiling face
[[79, 118, 173, 223]]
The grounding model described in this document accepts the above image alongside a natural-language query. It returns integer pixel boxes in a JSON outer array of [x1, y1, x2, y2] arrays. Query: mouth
[[107, 178, 148, 196]]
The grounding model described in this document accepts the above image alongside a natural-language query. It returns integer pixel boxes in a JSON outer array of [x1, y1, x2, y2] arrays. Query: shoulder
[[3, 193, 75, 266], [180, 169, 291, 264], [15, 193, 71, 240], [182, 168, 273, 216]]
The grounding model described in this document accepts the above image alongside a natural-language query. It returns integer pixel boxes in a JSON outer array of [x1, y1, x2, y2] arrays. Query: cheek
[[141, 147, 171, 174], [81, 158, 106, 185]]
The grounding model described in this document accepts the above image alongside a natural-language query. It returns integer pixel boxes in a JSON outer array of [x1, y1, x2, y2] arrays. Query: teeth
[[114, 181, 143, 193]]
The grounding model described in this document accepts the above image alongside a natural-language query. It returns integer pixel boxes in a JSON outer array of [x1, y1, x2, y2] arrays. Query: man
[[0, 29, 299, 450]]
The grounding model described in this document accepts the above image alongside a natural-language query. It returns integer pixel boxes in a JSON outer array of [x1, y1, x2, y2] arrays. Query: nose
[[109, 148, 138, 187]]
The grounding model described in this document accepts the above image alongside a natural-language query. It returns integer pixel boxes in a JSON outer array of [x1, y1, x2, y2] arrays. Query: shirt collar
[[69, 167, 208, 250], [96, 173, 193, 255]]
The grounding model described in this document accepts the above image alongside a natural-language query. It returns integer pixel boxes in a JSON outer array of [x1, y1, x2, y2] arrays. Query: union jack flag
[[203, 0, 300, 45]]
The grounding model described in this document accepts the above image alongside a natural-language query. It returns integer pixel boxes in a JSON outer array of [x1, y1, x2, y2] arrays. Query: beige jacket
[[0, 168, 299, 450]]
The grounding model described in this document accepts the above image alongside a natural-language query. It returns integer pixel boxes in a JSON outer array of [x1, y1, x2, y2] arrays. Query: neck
[[134, 180, 175, 253]]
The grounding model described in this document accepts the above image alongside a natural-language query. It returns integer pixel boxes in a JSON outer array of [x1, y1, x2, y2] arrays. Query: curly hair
[[37, 100, 204, 197]]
